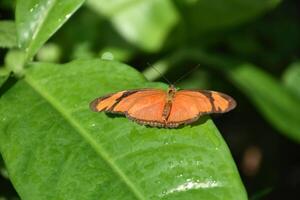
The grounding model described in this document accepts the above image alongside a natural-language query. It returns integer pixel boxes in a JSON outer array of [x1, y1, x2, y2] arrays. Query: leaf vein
[[24, 75, 146, 200]]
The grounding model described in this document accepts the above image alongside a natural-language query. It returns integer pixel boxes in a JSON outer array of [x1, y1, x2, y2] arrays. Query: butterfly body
[[90, 85, 236, 128]]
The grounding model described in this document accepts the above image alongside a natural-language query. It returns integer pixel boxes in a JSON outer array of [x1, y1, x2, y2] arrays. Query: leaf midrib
[[24, 74, 145, 200]]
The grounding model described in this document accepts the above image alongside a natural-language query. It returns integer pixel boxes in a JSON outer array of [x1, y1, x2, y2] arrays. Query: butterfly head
[[167, 85, 177, 101], [168, 84, 176, 92]]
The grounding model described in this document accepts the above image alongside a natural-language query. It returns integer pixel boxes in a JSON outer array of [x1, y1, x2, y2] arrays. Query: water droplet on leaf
[[65, 13, 72, 19], [101, 52, 114, 60]]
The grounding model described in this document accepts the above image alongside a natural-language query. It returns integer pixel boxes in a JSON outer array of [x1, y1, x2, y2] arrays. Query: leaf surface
[[0, 59, 246, 199], [16, 0, 85, 61]]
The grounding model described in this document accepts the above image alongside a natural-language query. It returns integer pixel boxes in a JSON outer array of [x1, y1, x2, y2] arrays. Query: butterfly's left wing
[[166, 90, 236, 127], [90, 89, 160, 113], [90, 89, 169, 127]]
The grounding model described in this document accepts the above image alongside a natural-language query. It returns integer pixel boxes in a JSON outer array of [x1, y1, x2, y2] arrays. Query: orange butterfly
[[90, 84, 236, 128]]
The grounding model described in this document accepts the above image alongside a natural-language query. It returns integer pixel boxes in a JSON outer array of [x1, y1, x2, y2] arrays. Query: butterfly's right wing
[[166, 90, 236, 127]]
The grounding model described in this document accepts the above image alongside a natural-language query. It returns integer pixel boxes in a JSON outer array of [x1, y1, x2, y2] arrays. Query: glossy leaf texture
[[0, 59, 247, 200], [174, 0, 281, 33], [282, 62, 300, 99], [87, 0, 179, 52], [0, 20, 17, 48], [15, 0, 85, 62]]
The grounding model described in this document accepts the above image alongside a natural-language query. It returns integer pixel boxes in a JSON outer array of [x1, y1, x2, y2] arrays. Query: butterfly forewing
[[208, 91, 236, 112], [113, 90, 165, 114], [177, 90, 236, 113], [90, 90, 137, 112]]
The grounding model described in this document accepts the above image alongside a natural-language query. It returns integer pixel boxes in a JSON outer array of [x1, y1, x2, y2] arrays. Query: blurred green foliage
[[0, 20, 16, 48], [1, 0, 300, 199]]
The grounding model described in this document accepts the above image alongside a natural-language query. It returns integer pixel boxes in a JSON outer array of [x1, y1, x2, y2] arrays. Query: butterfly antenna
[[173, 64, 200, 85], [147, 63, 172, 85]]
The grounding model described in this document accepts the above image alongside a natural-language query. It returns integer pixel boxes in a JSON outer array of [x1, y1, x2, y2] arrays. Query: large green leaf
[[282, 62, 300, 99], [174, 0, 281, 34], [0, 20, 17, 48], [86, 0, 179, 52], [0, 59, 246, 199], [15, 0, 85, 62]]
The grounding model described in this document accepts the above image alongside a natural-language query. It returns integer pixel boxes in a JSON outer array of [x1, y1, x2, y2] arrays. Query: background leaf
[[0, 59, 246, 199], [87, 0, 179, 51], [15, 0, 85, 62], [282, 62, 300, 99], [227, 63, 300, 143], [0, 20, 17, 48], [174, 0, 281, 34]]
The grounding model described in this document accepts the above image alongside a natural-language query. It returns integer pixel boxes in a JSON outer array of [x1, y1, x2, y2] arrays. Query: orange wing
[[90, 89, 168, 127], [90, 88, 236, 128], [166, 90, 236, 127]]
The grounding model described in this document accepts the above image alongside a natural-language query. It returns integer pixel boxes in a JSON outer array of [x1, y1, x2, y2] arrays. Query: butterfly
[[90, 84, 236, 128]]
